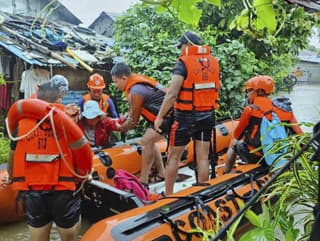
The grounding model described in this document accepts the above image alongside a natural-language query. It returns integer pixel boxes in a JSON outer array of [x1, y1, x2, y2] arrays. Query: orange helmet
[[87, 73, 105, 89], [246, 75, 274, 94], [244, 77, 256, 90]]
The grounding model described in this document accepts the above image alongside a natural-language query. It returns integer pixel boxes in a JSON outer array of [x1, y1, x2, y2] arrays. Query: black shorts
[[169, 111, 213, 146], [235, 141, 266, 165], [21, 190, 81, 228]]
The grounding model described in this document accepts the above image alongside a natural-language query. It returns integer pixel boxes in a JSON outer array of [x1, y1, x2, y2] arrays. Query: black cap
[[176, 31, 201, 48]]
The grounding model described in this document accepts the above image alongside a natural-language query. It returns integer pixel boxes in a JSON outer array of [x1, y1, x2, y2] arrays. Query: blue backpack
[[260, 111, 288, 167]]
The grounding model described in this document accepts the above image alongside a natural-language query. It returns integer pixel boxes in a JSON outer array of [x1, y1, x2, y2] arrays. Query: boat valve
[[106, 167, 116, 179], [98, 151, 112, 167], [91, 171, 99, 180]]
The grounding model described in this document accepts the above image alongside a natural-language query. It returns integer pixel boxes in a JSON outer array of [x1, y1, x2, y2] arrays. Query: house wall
[[294, 61, 320, 83], [89, 16, 114, 37]]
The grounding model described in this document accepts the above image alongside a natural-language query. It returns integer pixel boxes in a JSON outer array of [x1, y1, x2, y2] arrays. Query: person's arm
[[107, 98, 119, 118], [73, 147, 93, 176], [289, 114, 304, 134], [100, 117, 124, 132], [118, 93, 143, 132], [154, 74, 184, 132], [224, 107, 252, 173]]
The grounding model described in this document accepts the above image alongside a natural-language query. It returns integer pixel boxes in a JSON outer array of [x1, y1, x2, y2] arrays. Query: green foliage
[[230, 0, 277, 38], [212, 40, 259, 117], [113, 5, 180, 86], [0, 134, 10, 164], [238, 203, 276, 241], [188, 207, 244, 241], [113, 5, 182, 137], [237, 128, 315, 241], [0, 73, 5, 85], [113, 1, 317, 137], [142, 0, 221, 26]]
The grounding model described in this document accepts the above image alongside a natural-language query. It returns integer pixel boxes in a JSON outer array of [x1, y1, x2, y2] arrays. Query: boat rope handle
[[225, 173, 256, 201]]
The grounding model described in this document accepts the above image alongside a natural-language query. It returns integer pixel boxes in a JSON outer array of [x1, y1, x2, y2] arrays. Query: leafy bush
[[0, 133, 10, 164]]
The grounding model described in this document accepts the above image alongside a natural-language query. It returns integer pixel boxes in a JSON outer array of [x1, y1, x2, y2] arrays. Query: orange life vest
[[12, 119, 77, 191], [83, 93, 110, 114], [125, 74, 167, 123], [175, 45, 220, 112]]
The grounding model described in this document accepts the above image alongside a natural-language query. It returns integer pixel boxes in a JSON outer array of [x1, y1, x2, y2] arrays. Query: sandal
[[148, 174, 165, 184]]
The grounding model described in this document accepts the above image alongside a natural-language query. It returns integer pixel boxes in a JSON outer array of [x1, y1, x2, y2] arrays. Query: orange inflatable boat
[[90, 118, 238, 186], [0, 118, 238, 225], [0, 165, 24, 225], [81, 164, 269, 241]]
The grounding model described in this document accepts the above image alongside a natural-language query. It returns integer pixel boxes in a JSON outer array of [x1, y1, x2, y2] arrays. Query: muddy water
[[0, 82, 319, 240], [274, 82, 320, 131], [0, 220, 91, 241]]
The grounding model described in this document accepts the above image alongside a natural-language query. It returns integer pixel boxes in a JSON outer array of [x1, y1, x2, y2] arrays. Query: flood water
[[0, 81, 319, 240], [275, 81, 320, 131], [0, 220, 91, 241]]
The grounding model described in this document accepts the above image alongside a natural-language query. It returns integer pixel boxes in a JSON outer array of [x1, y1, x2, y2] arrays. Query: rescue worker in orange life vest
[[78, 73, 119, 118], [224, 75, 303, 173], [154, 31, 221, 195], [111, 62, 170, 186], [7, 82, 93, 241]]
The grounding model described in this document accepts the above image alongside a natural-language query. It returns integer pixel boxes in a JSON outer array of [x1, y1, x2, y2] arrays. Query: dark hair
[[37, 82, 60, 103], [110, 62, 131, 77]]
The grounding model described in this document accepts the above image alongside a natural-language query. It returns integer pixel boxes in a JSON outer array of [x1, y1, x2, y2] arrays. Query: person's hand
[[116, 122, 121, 130], [65, 103, 80, 121], [0, 173, 11, 190], [120, 113, 128, 121], [154, 116, 163, 133], [65, 103, 80, 115]]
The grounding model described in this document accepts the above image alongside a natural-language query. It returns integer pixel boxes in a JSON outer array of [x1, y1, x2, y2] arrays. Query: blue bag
[[260, 112, 288, 167]]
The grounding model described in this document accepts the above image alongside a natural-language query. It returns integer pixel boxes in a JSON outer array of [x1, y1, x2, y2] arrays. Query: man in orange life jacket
[[78, 73, 119, 118], [7, 82, 93, 241], [111, 62, 170, 186], [224, 75, 303, 173], [154, 31, 220, 195]]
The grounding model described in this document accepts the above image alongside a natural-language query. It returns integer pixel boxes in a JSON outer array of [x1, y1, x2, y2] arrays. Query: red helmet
[[87, 73, 105, 89], [246, 75, 274, 94]]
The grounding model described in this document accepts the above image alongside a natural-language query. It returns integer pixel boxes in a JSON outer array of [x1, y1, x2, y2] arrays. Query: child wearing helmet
[[224, 75, 303, 173], [78, 73, 119, 118]]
